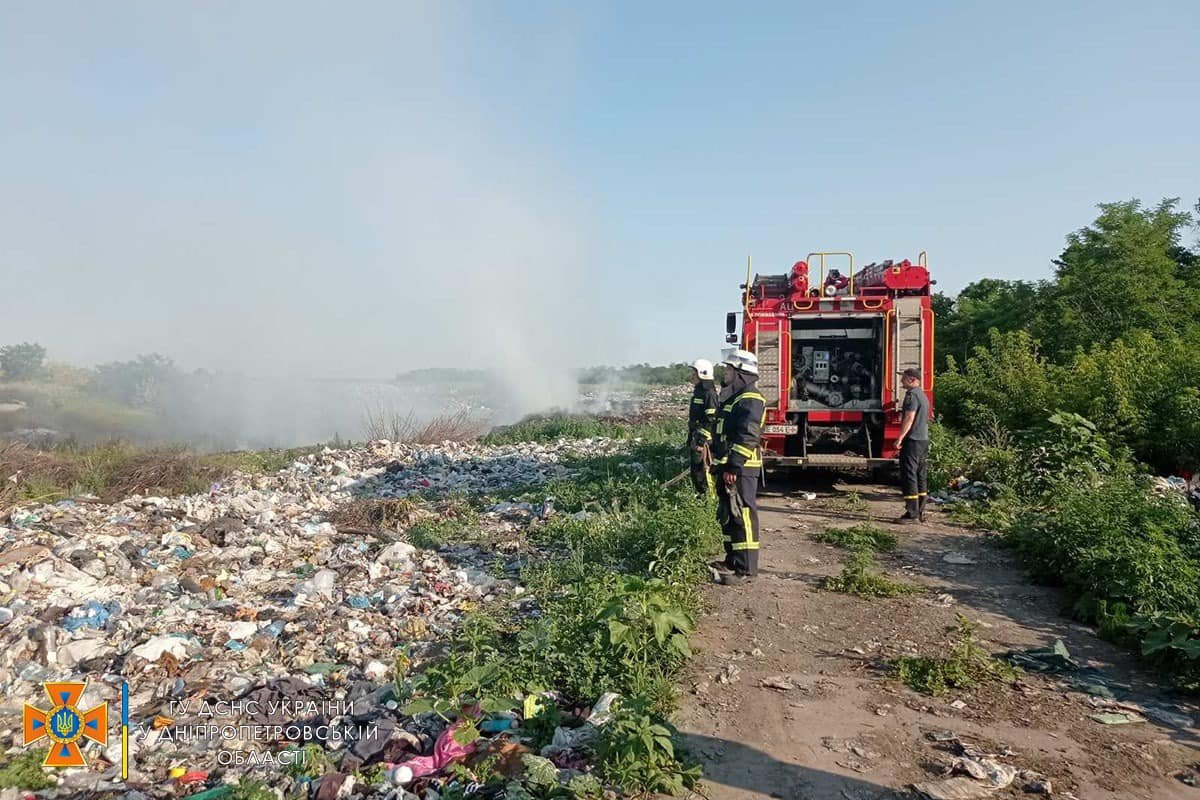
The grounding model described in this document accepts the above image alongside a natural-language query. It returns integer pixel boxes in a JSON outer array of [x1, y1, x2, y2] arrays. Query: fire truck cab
[[726, 252, 935, 470]]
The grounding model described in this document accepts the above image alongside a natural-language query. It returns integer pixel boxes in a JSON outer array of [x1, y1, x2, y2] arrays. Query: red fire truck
[[724, 252, 935, 470]]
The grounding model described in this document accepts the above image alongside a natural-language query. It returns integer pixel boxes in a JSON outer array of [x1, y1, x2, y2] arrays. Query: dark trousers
[[900, 438, 929, 517], [716, 472, 760, 575]]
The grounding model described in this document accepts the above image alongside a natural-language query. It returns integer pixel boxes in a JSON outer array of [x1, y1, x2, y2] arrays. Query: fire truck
[[724, 251, 935, 470]]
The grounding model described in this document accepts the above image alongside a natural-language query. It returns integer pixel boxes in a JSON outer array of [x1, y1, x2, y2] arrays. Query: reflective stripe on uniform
[[692, 398, 705, 404], [903, 494, 920, 500], [732, 507, 759, 550], [705, 408, 716, 415], [698, 429, 712, 439], [733, 392, 765, 405], [731, 444, 756, 459]]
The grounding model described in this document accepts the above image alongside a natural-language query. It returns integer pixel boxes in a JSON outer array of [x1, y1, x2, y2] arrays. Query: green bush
[[596, 697, 700, 795], [932, 198, 1200, 684], [0, 748, 55, 789]]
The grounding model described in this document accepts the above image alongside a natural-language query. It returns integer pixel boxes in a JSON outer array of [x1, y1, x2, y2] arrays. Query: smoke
[[1, 3, 605, 445]]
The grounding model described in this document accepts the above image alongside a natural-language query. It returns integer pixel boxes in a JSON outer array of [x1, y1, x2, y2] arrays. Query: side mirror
[[725, 312, 737, 335]]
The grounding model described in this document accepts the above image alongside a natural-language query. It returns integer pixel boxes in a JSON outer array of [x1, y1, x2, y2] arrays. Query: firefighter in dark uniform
[[894, 367, 931, 523], [687, 359, 719, 497], [710, 349, 766, 585]]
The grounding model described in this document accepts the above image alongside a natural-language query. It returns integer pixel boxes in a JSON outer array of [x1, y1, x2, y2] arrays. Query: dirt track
[[676, 476, 1200, 800]]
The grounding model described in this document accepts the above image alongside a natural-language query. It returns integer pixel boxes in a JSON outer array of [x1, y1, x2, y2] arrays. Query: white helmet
[[722, 348, 759, 376], [691, 358, 714, 380]]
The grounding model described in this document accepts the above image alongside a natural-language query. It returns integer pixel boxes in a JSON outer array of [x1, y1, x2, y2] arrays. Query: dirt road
[[676, 476, 1200, 800]]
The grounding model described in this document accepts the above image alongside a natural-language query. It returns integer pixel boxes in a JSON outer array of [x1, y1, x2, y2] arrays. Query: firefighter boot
[[918, 495, 928, 522], [896, 497, 920, 524]]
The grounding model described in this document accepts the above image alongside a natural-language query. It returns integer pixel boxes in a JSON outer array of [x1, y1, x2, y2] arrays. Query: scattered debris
[[950, 755, 1016, 788], [1006, 639, 1131, 701], [717, 663, 742, 684], [911, 777, 998, 800], [941, 553, 977, 565], [1090, 711, 1147, 725]]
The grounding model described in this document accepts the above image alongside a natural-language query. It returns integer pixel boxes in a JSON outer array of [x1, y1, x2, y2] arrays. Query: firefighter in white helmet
[[710, 349, 766, 584], [687, 359, 719, 496]]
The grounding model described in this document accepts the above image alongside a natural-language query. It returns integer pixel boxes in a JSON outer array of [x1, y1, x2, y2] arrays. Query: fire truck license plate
[[763, 424, 798, 435]]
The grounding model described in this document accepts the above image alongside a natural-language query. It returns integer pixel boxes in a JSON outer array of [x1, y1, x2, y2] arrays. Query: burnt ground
[[676, 474, 1200, 800]]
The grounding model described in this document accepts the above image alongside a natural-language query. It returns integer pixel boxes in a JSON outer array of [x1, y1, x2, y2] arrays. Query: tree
[[934, 280, 1047, 370], [1043, 198, 1198, 354], [92, 353, 179, 407], [0, 342, 47, 380]]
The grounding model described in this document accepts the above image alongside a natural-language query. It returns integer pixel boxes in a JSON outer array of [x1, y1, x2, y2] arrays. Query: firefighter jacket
[[688, 380, 719, 445], [712, 375, 766, 475]]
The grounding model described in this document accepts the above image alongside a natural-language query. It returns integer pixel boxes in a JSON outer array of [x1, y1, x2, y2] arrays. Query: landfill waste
[[1005, 640, 1128, 700], [915, 733, 1024, 799], [949, 755, 1016, 787], [1090, 711, 1146, 725], [1151, 474, 1200, 510], [929, 477, 990, 505], [910, 776, 999, 799], [0, 435, 635, 795]]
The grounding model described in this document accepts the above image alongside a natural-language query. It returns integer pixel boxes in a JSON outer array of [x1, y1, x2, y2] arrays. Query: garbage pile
[[574, 386, 687, 419], [929, 476, 990, 505], [1151, 474, 1200, 511], [0, 436, 629, 795]]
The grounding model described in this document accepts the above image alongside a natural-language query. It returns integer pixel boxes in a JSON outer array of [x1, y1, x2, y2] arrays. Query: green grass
[[891, 615, 1018, 695], [819, 548, 920, 599], [814, 523, 897, 552]]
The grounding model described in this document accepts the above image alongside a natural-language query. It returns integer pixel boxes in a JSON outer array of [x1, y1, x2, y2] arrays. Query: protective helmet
[[691, 358, 714, 380], [722, 349, 759, 376]]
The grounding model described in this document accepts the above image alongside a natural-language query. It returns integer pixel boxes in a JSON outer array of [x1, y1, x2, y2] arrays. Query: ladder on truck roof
[[891, 297, 924, 405]]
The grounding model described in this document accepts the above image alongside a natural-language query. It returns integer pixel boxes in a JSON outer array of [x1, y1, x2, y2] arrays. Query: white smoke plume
[[1, 2, 605, 445]]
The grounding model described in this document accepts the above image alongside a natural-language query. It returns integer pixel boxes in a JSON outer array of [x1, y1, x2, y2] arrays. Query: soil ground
[[676, 474, 1200, 800]]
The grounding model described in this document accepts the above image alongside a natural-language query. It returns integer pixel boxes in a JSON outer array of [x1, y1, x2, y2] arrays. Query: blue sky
[[3, 1, 1198, 377]]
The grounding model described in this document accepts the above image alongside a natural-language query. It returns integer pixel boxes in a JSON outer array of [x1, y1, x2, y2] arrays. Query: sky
[[3, 1, 1199, 379]]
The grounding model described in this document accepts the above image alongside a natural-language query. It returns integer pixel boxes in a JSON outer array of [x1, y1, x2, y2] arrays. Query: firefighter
[[687, 359, 719, 497], [710, 349, 766, 585], [894, 367, 930, 523]]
